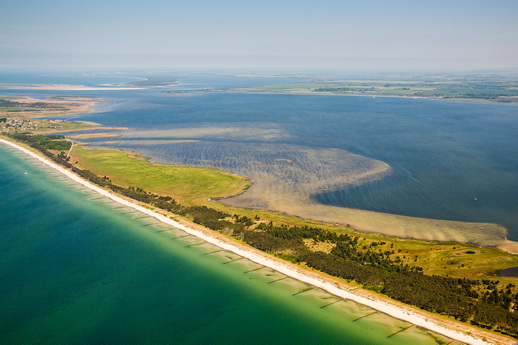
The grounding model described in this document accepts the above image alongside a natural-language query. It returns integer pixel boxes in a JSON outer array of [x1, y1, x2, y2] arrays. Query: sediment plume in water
[[108, 124, 513, 249]]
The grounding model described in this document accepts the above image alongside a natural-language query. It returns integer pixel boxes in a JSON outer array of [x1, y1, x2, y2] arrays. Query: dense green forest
[[241, 224, 518, 335], [5, 133, 518, 338], [7, 133, 72, 150]]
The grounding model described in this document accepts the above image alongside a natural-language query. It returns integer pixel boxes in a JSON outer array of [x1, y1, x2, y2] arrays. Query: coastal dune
[[0, 138, 502, 345]]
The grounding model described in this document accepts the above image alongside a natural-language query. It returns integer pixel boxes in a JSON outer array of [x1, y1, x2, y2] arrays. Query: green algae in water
[[0, 143, 456, 345]]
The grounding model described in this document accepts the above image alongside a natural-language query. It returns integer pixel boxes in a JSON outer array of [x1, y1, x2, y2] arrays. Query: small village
[[0, 117, 64, 133]]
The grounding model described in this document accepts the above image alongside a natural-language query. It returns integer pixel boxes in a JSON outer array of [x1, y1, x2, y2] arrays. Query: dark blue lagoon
[[0, 143, 458, 344]]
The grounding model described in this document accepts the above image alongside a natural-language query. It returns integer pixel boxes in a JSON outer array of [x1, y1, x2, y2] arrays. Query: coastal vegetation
[[240, 223, 518, 336], [0, 96, 98, 117], [70, 146, 251, 206], [0, 98, 69, 112], [9, 133, 72, 151], [164, 75, 518, 102], [241, 75, 518, 102], [236, 79, 518, 102], [123, 75, 178, 87], [68, 148, 518, 278], [4, 132, 518, 339], [0, 96, 100, 134]]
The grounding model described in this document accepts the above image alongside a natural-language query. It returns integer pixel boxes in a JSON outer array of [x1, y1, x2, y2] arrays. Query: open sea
[[1, 72, 517, 343]]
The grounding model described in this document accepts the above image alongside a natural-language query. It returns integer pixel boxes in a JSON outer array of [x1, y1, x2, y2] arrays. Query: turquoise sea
[[0, 144, 459, 344]]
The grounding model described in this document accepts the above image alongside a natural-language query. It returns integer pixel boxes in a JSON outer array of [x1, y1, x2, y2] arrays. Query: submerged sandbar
[[108, 132, 514, 251]]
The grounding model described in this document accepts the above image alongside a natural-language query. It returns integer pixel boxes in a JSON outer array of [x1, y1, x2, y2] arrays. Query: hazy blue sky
[[1, 0, 517, 71]]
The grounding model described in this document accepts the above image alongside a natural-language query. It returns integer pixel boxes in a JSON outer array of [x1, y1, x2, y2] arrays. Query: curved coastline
[[115, 135, 515, 251], [1, 137, 509, 345], [220, 163, 514, 252]]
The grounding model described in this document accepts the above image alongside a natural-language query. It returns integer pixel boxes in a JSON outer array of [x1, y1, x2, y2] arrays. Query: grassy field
[[236, 79, 518, 102], [0, 95, 98, 119], [71, 144, 518, 284], [71, 146, 251, 206], [0, 107, 39, 113]]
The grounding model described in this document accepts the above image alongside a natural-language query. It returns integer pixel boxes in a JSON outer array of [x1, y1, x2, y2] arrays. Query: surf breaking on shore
[[0, 138, 502, 345]]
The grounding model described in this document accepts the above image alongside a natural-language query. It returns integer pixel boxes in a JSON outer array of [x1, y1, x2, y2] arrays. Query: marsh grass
[[71, 146, 251, 205]]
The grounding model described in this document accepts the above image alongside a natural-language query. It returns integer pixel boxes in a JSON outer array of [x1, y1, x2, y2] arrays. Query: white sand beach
[[0, 138, 510, 345]]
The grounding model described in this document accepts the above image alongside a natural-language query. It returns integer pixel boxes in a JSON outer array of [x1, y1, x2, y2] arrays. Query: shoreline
[[70, 123, 518, 254], [174, 88, 515, 104], [0, 83, 145, 91], [0, 138, 509, 345], [0, 95, 100, 120]]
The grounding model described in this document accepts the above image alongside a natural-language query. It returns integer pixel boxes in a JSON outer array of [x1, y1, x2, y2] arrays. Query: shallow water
[[3, 73, 518, 242], [59, 88, 517, 245], [0, 143, 460, 344]]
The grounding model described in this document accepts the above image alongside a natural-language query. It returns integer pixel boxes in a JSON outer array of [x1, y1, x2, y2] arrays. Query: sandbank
[[1, 95, 99, 119], [0, 138, 512, 345], [69, 132, 122, 139], [0, 83, 145, 91], [135, 136, 513, 252]]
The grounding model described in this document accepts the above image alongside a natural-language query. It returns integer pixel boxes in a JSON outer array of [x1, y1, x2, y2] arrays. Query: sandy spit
[[0, 83, 145, 91], [0, 138, 505, 345]]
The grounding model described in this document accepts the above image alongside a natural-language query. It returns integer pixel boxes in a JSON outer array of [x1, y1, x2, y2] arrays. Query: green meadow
[[72, 146, 251, 206], [237, 78, 518, 102]]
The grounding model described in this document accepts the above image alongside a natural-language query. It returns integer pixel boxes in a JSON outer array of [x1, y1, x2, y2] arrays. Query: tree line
[[239, 223, 518, 336], [7, 133, 71, 151]]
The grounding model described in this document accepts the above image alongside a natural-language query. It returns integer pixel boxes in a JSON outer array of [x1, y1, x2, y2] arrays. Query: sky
[[1, 0, 518, 71]]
